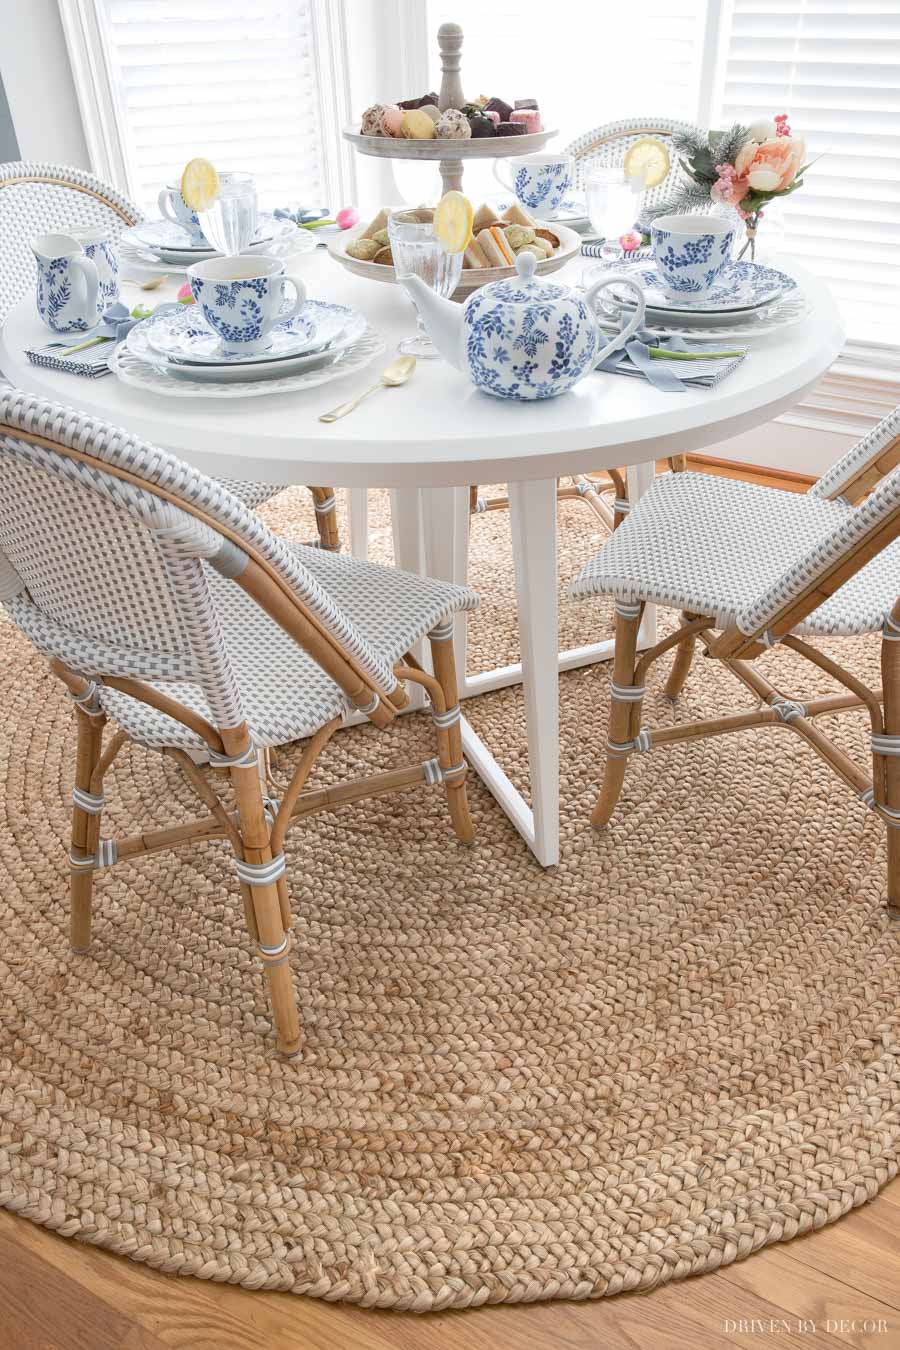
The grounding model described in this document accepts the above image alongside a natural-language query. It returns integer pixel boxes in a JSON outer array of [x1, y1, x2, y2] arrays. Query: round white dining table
[[0, 250, 844, 867]]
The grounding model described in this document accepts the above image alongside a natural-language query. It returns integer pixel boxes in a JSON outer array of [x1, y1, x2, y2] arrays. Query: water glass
[[197, 171, 258, 257], [388, 209, 462, 359], [586, 167, 637, 260]]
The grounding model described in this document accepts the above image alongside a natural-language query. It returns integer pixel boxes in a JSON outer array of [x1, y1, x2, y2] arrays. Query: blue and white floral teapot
[[402, 251, 646, 400]]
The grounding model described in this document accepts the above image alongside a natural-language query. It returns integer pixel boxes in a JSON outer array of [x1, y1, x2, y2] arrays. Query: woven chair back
[[564, 116, 703, 210]]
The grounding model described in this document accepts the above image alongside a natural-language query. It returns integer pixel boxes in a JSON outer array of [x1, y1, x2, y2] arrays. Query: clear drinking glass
[[198, 171, 258, 256], [388, 208, 463, 359], [586, 167, 638, 262]]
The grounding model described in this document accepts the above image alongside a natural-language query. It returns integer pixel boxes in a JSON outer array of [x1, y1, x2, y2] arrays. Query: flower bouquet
[[661, 116, 808, 260]]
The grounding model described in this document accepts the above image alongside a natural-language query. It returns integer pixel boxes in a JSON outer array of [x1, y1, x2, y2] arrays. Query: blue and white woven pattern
[[569, 467, 900, 638], [0, 389, 478, 747], [808, 406, 900, 503]]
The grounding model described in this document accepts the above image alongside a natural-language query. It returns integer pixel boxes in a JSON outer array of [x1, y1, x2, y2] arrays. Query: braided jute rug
[[1, 484, 899, 1314]]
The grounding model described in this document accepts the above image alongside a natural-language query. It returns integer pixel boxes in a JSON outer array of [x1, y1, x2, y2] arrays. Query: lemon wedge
[[433, 190, 473, 254], [623, 137, 671, 190], [180, 157, 220, 212]]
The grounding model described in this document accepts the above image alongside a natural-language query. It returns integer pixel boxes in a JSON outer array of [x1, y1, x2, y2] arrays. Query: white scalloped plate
[[110, 325, 386, 397], [118, 224, 316, 273], [595, 290, 813, 342]]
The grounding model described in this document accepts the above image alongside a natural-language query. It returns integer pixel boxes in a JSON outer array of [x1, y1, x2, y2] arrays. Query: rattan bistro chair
[[570, 406, 900, 913], [0, 388, 478, 1054], [0, 160, 340, 548], [470, 118, 702, 534]]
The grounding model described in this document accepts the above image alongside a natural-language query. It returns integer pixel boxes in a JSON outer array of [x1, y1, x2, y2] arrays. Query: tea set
[[29, 153, 796, 405]]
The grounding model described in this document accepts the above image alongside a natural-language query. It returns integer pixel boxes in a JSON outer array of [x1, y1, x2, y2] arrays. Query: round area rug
[[1, 486, 899, 1313]]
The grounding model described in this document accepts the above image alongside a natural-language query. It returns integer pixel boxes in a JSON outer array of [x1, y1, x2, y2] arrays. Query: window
[[714, 0, 900, 347], [61, 0, 353, 214]]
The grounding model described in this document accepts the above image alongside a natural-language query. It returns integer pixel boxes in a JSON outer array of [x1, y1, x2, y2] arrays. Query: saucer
[[607, 260, 796, 314], [122, 214, 299, 264], [493, 193, 590, 229], [144, 301, 366, 366]]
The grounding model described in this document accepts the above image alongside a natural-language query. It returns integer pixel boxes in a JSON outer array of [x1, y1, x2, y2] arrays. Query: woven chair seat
[[98, 543, 476, 750], [215, 478, 283, 512], [570, 470, 900, 637]]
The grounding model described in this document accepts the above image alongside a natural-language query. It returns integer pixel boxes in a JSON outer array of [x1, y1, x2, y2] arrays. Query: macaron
[[380, 104, 404, 136], [400, 108, 436, 139]]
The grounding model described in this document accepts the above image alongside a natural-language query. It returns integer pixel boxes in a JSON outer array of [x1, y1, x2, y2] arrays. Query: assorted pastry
[[357, 94, 543, 142], [345, 202, 560, 270]]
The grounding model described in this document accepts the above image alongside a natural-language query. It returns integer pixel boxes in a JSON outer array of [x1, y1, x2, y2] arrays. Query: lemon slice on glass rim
[[622, 137, 670, 190], [434, 190, 473, 254], [180, 157, 220, 211]]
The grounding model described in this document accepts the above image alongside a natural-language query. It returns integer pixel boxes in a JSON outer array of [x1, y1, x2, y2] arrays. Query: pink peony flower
[[618, 229, 642, 252], [336, 206, 359, 230], [734, 136, 805, 192], [774, 113, 791, 138]]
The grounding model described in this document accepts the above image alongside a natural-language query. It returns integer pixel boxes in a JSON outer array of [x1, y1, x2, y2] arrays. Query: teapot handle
[[583, 273, 647, 365]]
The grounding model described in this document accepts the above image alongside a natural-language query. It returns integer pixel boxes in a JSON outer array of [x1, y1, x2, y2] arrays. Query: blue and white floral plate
[[145, 301, 365, 366], [608, 260, 797, 314]]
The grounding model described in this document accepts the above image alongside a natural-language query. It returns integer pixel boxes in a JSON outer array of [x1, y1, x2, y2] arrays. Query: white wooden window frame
[[57, 0, 357, 208]]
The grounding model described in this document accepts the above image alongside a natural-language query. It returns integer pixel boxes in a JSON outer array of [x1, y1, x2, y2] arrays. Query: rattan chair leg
[[310, 487, 340, 551], [664, 611, 700, 700], [592, 604, 644, 828], [228, 729, 301, 1056], [881, 602, 900, 912], [428, 631, 475, 845], [69, 706, 107, 952]]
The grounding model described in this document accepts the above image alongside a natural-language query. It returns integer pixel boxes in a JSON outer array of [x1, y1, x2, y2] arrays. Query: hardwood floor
[[4, 460, 897, 1350]]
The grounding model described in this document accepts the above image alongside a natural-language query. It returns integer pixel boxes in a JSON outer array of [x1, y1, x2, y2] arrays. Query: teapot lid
[[482, 248, 569, 303]]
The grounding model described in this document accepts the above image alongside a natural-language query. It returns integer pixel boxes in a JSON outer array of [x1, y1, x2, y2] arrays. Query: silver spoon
[[319, 355, 416, 423]]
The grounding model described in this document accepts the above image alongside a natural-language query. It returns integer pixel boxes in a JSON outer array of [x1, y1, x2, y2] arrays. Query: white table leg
[[347, 487, 368, 559], [509, 478, 560, 866], [422, 485, 470, 687], [389, 486, 427, 709], [627, 459, 658, 649]]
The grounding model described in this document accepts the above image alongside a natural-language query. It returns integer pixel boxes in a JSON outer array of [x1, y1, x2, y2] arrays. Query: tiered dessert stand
[[342, 22, 557, 196]]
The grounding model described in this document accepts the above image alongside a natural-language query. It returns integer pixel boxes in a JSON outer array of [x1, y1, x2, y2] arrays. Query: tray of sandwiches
[[327, 202, 581, 294]]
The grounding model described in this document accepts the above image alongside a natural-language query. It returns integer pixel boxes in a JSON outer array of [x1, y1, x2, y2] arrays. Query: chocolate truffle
[[484, 96, 513, 122], [468, 113, 496, 138], [398, 91, 440, 110]]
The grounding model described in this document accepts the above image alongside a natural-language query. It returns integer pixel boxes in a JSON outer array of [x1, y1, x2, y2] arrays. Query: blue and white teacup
[[187, 254, 307, 354], [32, 232, 102, 333], [158, 182, 206, 244], [651, 213, 736, 299], [68, 226, 120, 306], [493, 152, 574, 221]]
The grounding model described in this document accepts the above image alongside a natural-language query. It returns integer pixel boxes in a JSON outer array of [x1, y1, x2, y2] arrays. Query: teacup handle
[[583, 273, 647, 364], [492, 159, 515, 194], [158, 188, 179, 225], [70, 254, 100, 322], [280, 273, 307, 322]]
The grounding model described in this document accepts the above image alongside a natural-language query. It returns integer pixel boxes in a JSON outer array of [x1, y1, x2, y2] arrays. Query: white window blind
[[95, 0, 331, 213], [715, 0, 900, 346]]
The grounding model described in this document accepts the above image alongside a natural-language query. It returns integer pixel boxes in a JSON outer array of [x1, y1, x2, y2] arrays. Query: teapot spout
[[399, 273, 464, 370]]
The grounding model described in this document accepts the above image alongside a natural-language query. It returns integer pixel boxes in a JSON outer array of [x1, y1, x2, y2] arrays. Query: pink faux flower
[[618, 229, 642, 252], [177, 282, 195, 304], [734, 135, 805, 193], [774, 113, 791, 138], [336, 206, 359, 230], [711, 161, 749, 210]]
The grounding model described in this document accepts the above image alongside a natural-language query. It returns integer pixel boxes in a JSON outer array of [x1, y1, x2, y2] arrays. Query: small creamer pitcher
[[32, 233, 102, 334]]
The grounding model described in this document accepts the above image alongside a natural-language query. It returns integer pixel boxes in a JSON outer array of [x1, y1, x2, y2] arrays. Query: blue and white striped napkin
[[25, 336, 115, 378]]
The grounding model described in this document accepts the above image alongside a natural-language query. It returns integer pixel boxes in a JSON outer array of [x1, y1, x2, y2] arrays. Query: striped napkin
[[26, 336, 115, 378], [596, 329, 748, 392]]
